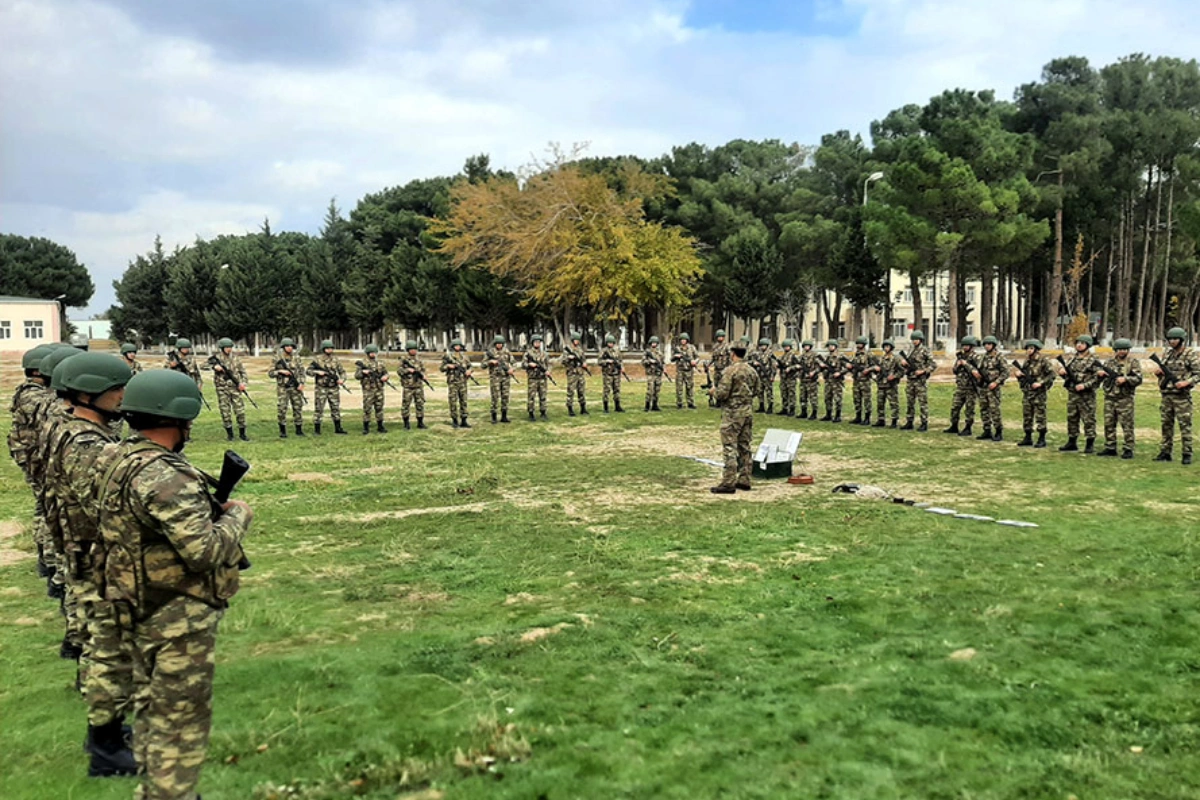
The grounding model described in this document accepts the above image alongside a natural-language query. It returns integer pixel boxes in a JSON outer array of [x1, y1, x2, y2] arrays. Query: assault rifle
[[525, 363, 558, 387], [1055, 354, 1083, 393], [1150, 353, 1182, 389], [213, 450, 252, 571], [1011, 359, 1035, 389], [168, 350, 211, 410], [953, 355, 988, 388], [273, 358, 307, 405], [408, 364, 436, 391], [896, 349, 914, 376], [355, 360, 398, 392], [1095, 360, 1123, 393], [310, 361, 353, 393], [207, 354, 258, 408]]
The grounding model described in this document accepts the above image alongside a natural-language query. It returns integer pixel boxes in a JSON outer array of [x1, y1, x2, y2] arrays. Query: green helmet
[[60, 353, 132, 395], [40, 347, 83, 385], [120, 343, 138, 355], [825, 339, 838, 348], [1076, 334, 1094, 347], [759, 337, 771, 346], [570, 330, 582, 341], [961, 336, 978, 347], [855, 336, 868, 346], [120, 370, 203, 421], [320, 340, 334, 351], [801, 339, 814, 348], [1167, 327, 1187, 340], [217, 337, 234, 349], [882, 339, 894, 349], [493, 335, 506, 345], [782, 339, 794, 348], [1025, 339, 1043, 350], [679, 332, 690, 341], [982, 336, 999, 346], [364, 344, 379, 354], [715, 329, 726, 338], [1113, 338, 1133, 350], [911, 330, 926, 341], [605, 334, 616, 344], [451, 338, 463, 348], [739, 335, 752, 344], [405, 340, 418, 350], [649, 336, 659, 344], [532, 334, 544, 343], [22, 345, 55, 372], [280, 337, 296, 348], [174, 338, 193, 350]]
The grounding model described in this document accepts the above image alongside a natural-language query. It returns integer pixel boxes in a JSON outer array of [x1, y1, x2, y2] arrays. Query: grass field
[[1, 370, 1198, 799]]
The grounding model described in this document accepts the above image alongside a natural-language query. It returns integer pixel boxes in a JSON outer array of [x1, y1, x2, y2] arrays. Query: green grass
[[1, 382, 1198, 799]]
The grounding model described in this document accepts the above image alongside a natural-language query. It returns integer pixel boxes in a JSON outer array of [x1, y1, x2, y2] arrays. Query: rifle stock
[[214, 450, 252, 571]]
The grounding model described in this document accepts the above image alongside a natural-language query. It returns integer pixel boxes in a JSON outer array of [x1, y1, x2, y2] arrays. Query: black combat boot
[[86, 718, 137, 777], [531, 410, 538, 420], [1058, 437, 1078, 452], [943, 422, 959, 434], [460, 417, 471, 428], [60, 637, 82, 661], [491, 411, 498, 424], [452, 417, 460, 429], [1121, 449, 1133, 459], [1097, 446, 1118, 457], [603, 400, 610, 413], [798, 408, 808, 419], [958, 423, 973, 437], [900, 419, 914, 430], [992, 427, 1003, 442], [834, 412, 843, 423], [1017, 430, 1033, 446], [362, 421, 371, 435], [417, 417, 427, 429], [1083, 437, 1095, 454], [873, 418, 886, 428], [225, 427, 234, 441], [861, 412, 871, 426], [403, 417, 411, 430], [820, 411, 832, 421], [687, 402, 696, 409], [757, 402, 766, 413], [580, 403, 589, 415], [501, 411, 510, 423], [568, 405, 576, 417], [976, 427, 992, 440], [1183, 453, 1193, 465], [917, 421, 928, 432], [890, 419, 898, 428], [1034, 431, 1047, 448], [644, 401, 651, 412], [541, 410, 548, 419], [36, 545, 52, 578], [1154, 451, 1172, 462], [278, 424, 288, 439], [239, 427, 249, 441], [377, 421, 387, 434], [615, 402, 624, 413], [294, 424, 305, 437], [852, 412, 862, 424], [334, 420, 348, 435], [313, 422, 321, 435]]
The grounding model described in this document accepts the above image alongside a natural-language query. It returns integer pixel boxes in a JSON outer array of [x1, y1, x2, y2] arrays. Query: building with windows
[[0, 296, 62, 353]]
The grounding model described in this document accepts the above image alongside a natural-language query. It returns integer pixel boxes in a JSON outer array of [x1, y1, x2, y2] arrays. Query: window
[[966, 322, 976, 337], [936, 321, 950, 340], [902, 289, 913, 303], [966, 286, 977, 304], [811, 322, 820, 341], [924, 287, 936, 304], [0, 321, 10, 340], [837, 322, 846, 340], [24, 320, 44, 339], [891, 319, 908, 339]]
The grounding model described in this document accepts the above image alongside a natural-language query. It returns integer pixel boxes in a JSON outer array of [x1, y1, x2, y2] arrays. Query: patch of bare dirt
[[287, 472, 342, 484], [520, 623, 572, 643], [0, 520, 32, 567], [299, 501, 491, 524], [503, 592, 547, 606]]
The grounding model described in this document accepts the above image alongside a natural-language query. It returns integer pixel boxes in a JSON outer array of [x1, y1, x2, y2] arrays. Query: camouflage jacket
[[561, 343, 589, 376], [901, 344, 936, 381], [485, 348, 515, 380], [1098, 355, 1142, 397], [977, 348, 1009, 386], [820, 351, 848, 383], [1058, 352, 1100, 393], [711, 342, 732, 371], [642, 347, 666, 377], [849, 349, 875, 382], [715, 361, 760, 412], [44, 417, 119, 569], [524, 347, 551, 378], [354, 356, 390, 389], [28, 399, 73, 495], [951, 349, 981, 388], [269, 352, 307, 391], [746, 349, 776, 381], [307, 353, 346, 388], [205, 351, 248, 387], [797, 350, 822, 380], [7, 380, 48, 474], [164, 351, 203, 386], [597, 345, 623, 376], [1157, 346, 1200, 395], [1016, 355, 1056, 393], [123, 356, 143, 374], [397, 353, 428, 389], [875, 352, 903, 384], [94, 436, 251, 618], [440, 350, 474, 385], [672, 343, 699, 372], [776, 349, 800, 379]]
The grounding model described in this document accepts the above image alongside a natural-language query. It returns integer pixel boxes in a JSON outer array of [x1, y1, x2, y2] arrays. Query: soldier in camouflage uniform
[[354, 344, 390, 434], [899, 330, 936, 431], [307, 340, 349, 435], [44, 353, 137, 777], [441, 338, 475, 428], [486, 335, 516, 423], [524, 334, 552, 419], [1153, 327, 1200, 465], [205, 338, 250, 442], [746, 338, 776, 413], [710, 343, 761, 494], [945, 336, 981, 436], [120, 343, 143, 374], [641, 336, 665, 412], [873, 340, 902, 428], [775, 340, 800, 416], [797, 340, 821, 419], [269, 337, 306, 438], [1055, 334, 1100, 453], [819, 340, 847, 422], [398, 341, 429, 430], [598, 334, 626, 413], [672, 332, 699, 409], [849, 336, 875, 425], [8, 344, 56, 577], [164, 338, 203, 388], [975, 336, 1008, 441], [1014, 339, 1057, 448], [562, 331, 590, 416], [1096, 338, 1142, 459], [95, 369, 253, 800], [710, 329, 731, 408]]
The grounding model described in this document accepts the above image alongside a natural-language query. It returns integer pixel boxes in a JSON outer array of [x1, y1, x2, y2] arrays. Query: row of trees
[[100, 52, 1200, 349]]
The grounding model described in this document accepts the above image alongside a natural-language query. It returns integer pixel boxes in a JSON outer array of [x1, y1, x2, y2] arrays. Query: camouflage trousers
[[490, 376, 511, 415], [823, 380, 844, 417], [1065, 389, 1097, 439], [275, 387, 304, 426], [401, 383, 425, 419], [876, 380, 900, 422], [949, 385, 977, 426], [675, 369, 695, 407], [978, 386, 1003, 431], [711, 368, 726, 407], [644, 375, 662, 408], [1103, 392, 1136, 452], [800, 379, 820, 416], [1159, 392, 1193, 457], [602, 373, 622, 406], [527, 377, 548, 413], [852, 378, 872, 419], [313, 386, 342, 423], [215, 383, 245, 428], [566, 371, 587, 409], [447, 380, 469, 421], [1022, 389, 1049, 433], [132, 597, 222, 800], [756, 380, 774, 412], [361, 384, 385, 423], [718, 408, 754, 488], [779, 376, 795, 414], [905, 378, 929, 424], [63, 569, 85, 651], [84, 598, 134, 726]]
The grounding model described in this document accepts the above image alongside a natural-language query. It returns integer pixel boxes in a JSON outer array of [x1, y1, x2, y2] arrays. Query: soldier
[[307, 340, 349, 435], [1014, 339, 1056, 448], [355, 344, 390, 434], [819, 340, 846, 422], [269, 337, 306, 438], [641, 336, 665, 412], [747, 338, 776, 414], [204, 337, 250, 441], [164, 338, 203, 388], [849, 336, 875, 425], [873, 340, 902, 428], [8, 344, 56, 576], [710, 329, 731, 407], [709, 342, 761, 494], [976, 335, 1008, 441], [94, 369, 253, 800], [43, 353, 137, 777], [1096, 338, 1142, 458], [524, 334, 552, 419], [1153, 327, 1200, 464], [797, 340, 821, 419], [775, 340, 800, 416], [440, 338, 474, 428], [597, 334, 626, 413], [672, 332, 699, 409], [486, 335, 516, 423], [397, 341, 429, 430], [945, 336, 981, 436], [899, 330, 935, 431], [120, 343, 143, 374], [1055, 334, 1100, 453], [562, 331, 590, 416]]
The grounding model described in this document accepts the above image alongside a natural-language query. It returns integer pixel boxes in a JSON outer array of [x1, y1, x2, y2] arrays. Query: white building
[[0, 295, 63, 353]]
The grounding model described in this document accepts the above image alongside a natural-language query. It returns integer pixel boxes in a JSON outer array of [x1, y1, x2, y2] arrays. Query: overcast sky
[[2, 0, 1197, 315]]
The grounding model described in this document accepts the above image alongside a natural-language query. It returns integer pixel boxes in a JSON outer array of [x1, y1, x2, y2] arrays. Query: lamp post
[[863, 172, 884, 341]]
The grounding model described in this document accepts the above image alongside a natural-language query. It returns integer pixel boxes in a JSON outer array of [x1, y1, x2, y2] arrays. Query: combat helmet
[[280, 337, 296, 349], [120, 343, 138, 355], [532, 334, 543, 343], [451, 338, 463, 349], [882, 339, 894, 349], [570, 330, 582, 341], [715, 329, 726, 338], [855, 336, 868, 346], [982, 335, 999, 346], [605, 334, 616, 344], [961, 336, 978, 347], [1025, 339, 1043, 350], [405, 340, 418, 350], [759, 337, 771, 346], [59, 353, 133, 396], [649, 336, 659, 344], [1076, 334, 1094, 347], [782, 339, 794, 348], [739, 335, 752, 344], [1167, 327, 1186, 341], [320, 339, 334, 351], [679, 332, 690, 341], [801, 339, 814, 348], [120, 370, 203, 421], [40, 347, 83, 391], [174, 338, 193, 350], [364, 344, 379, 354], [910, 330, 926, 341], [22, 344, 55, 373], [494, 335, 506, 345], [825, 339, 838, 348], [1113, 338, 1133, 350], [217, 337, 234, 349]]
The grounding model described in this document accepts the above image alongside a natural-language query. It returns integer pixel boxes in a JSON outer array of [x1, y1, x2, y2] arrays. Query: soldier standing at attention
[[487, 335, 515, 424], [355, 344, 390, 434], [819, 340, 846, 423], [1153, 326, 1200, 464], [1096, 338, 1142, 459], [8, 344, 55, 577], [120, 343, 143, 374], [945, 336, 980, 436], [1056, 334, 1100, 453], [641, 336, 665, 412], [797, 340, 820, 419], [562, 331, 590, 416], [849, 336, 874, 425], [95, 369, 252, 800], [775, 339, 800, 417], [709, 342, 760, 494], [269, 337, 306, 438], [398, 341, 429, 430], [1015, 339, 1056, 448], [441, 338, 474, 429], [873, 340, 902, 428], [672, 332, 699, 409], [598, 334, 625, 413], [900, 330, 935, 431], [524, 334, 551, 420], [710, 329, 731, 407], [164, 338, 203, 388], [746, 338, 776, 414], [307, 340, 349, 435], [975, 336, 1007, 441], [205, 338, 249, 442]]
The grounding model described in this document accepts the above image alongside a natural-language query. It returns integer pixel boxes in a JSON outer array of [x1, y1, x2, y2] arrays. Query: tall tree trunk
[[1116, 198, 1131, 338], [947, 259, 960, 347], [1158, 169, 1175, 340], [1045, 170, 1065, 344], [909, 269, 924, 343], [1132, 166, 1158, 343], [1101, 234, 1114, 344], [980, 265, 993, 339]]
